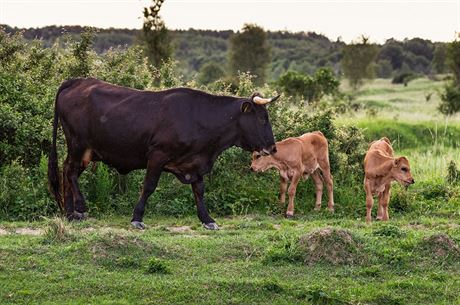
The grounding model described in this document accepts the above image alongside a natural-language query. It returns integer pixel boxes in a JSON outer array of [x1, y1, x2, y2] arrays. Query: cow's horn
[[252, 94, 280, 105]]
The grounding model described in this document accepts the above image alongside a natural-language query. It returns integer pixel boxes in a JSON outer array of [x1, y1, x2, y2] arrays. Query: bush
[[276, 68, 339, 103], [391, 72, 419, 85], [0, 157, 55, 220], [438, 82, 460, 115]]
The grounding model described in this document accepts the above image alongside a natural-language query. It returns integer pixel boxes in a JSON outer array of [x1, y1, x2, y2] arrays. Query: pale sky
[[1, 0, 459, 43]]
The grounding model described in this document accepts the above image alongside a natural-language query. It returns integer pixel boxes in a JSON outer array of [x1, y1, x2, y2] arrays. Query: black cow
[[48, 78, 278, 230]]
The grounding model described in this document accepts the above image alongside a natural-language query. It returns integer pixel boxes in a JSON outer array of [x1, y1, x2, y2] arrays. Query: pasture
[[1, 76, 459, 304]]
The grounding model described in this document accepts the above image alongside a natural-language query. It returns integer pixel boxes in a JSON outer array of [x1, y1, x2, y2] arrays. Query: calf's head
[[250, 152, 272, 172], [237, 93, 279, 156], [392, 157, 415, 187]]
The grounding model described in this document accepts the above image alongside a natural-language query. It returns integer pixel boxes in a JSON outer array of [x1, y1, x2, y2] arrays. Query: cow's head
[[392, 156, 415, 188], [237, 93, 279, 155]]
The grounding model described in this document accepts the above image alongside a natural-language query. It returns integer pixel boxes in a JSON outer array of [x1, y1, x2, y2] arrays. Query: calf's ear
[[241, 101, 253, 113], [394, 156, 407, 167]]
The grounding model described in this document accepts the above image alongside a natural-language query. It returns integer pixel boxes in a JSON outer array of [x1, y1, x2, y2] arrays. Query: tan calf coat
[[251, 131, 334, 217], [364, 137, 414, 223]]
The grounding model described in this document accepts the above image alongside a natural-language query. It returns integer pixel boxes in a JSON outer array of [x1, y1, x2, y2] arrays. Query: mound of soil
[[420, 233, 460, 259], [89, 232, 158, 269], [298, 228, 364, 265]]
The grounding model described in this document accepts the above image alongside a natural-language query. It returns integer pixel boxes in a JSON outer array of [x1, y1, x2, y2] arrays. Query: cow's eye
[[401, 167, 408, 172], [255, 155, 261, 159]]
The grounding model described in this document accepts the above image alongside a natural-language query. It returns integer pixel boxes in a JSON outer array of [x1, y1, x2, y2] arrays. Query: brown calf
[[250, 131, 334, 217], [364, 137, 415, 223]]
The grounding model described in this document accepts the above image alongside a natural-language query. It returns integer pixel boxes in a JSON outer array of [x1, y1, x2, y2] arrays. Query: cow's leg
[[191, 175, 218, 230], [311, 171, 323, 211], [381, 184, 391, 221], [364, 179, 374, 223], [319, 160, 334, 212], [62, 157, 76, 219], [286, 173, 301, 218], [279, 175, 288, 206], [66, 156, 88, 220], [131, 157, 165, 229]]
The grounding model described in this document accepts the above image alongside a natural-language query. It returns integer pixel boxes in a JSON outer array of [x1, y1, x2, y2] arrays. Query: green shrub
[[276, 68, 339, 103], [0, 157, 54, 220], [146, 257, 170, 274]]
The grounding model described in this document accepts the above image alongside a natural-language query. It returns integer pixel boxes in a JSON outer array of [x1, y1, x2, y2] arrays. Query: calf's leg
[[311, 171, 323, 210], [192, 175, 218, 230], [380, 184, 391, 221], [318, 159, 334, 211], [364, 179, 374, 223], [286, 173, 301, 218], [279, 176, 288, 206]]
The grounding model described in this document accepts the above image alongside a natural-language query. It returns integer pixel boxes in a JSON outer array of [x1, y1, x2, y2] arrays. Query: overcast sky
[[1, 0, 459, 43]]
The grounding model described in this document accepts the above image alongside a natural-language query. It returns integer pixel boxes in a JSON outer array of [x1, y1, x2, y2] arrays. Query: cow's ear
[[240, 101, 253, 113]]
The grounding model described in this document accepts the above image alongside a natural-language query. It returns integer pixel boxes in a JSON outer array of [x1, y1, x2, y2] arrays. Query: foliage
[[228, 24, 271, 86], [197, 61, 225, 85], [439, 82, 460, 115], [446, 160, 459, 184], [341, 36, 379, 90], [0, 157, 54, 220], [3, 25, 446, 82], [139, 0, 173, 69], [391, 72, 419, 86], [67, 28, 96, 78], [432, 44, 447, 74], [276, 68, 339, 103], [439, 40, 460, 115]]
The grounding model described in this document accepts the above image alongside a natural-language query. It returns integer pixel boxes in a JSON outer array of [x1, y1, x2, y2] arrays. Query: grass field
[[1, 77, 460, 305], [0, 215, 459, 305]]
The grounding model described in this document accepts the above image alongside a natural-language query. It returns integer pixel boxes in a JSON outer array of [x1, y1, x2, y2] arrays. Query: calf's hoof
[[328, 207, 335, 213], [131, 221, 146, 230], [314, 206, 321, 211], [202, 222, 219, 230], [285, 213, 294, 219]]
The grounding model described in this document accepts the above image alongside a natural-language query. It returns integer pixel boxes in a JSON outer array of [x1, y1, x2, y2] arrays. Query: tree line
[[2, 24, 448, 82]]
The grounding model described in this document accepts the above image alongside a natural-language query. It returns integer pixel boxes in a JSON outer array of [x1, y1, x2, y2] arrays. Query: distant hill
[[2, 24, 445, 80]]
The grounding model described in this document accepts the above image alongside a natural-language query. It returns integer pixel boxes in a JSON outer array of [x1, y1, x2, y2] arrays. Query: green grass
[[339, 77, 460, 122], [0, 215, 459, 305]]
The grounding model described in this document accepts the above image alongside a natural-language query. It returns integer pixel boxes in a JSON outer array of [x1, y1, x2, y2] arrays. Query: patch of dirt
[[0, 228, 9, 235], [14, 228, 43, 235], [298, 227, 364, 265], [420, 233, 460, 258], [167, 226, 192, 233]]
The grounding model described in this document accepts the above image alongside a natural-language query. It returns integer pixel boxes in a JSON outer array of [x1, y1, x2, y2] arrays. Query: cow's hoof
[[328, 208, 335, 213], [285, 214, 294, 219], [131, 221, 146, 230], [72, 211, 86, 221], [314, 206, 321, 211], [202, 222, 219, 230]]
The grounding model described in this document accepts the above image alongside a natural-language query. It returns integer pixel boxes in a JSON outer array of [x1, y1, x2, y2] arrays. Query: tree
[[197, 61, 225, 85], [139, 0, 173, 68], [341, 36, 379, 90], [432, 44, 447, 74], [276, 68, 339, 104], [228, 24, 270, 86], [439, 40, 460, 115]]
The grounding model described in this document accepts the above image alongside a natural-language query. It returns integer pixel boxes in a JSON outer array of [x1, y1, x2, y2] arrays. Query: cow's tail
[[48, 79, 77, 213]]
